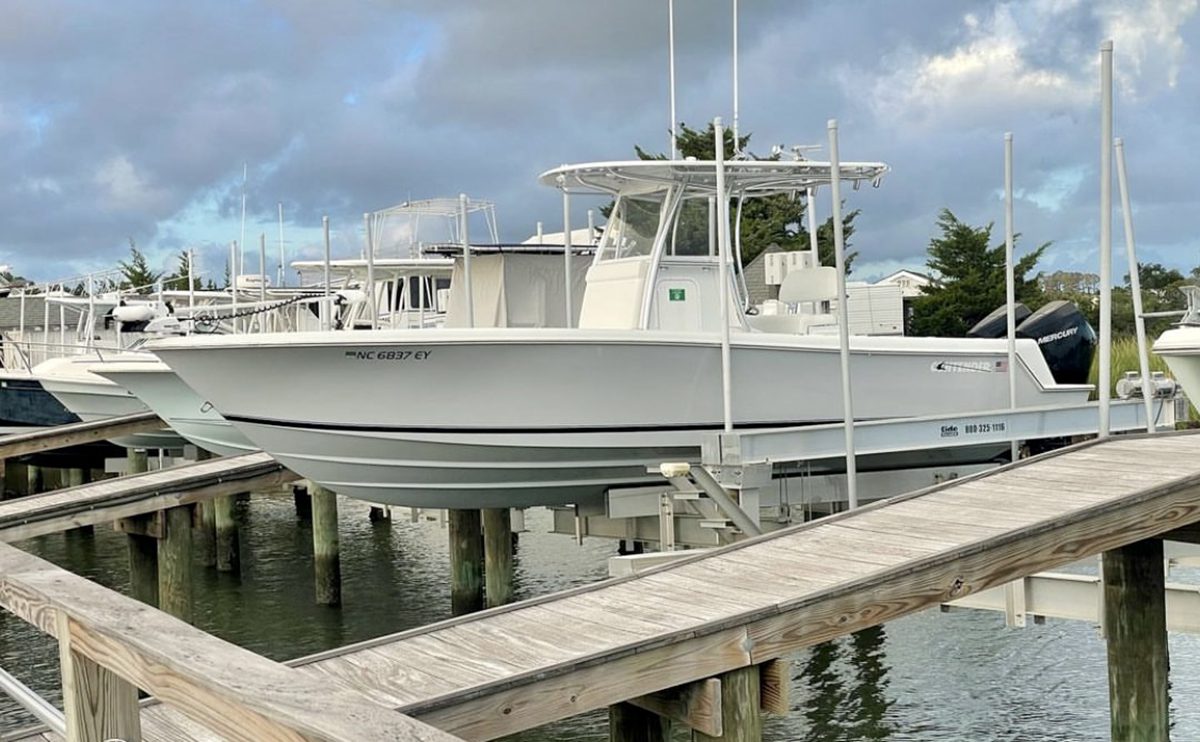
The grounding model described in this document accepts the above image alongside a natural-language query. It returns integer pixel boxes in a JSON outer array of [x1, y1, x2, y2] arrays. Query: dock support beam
[[196, 500, 216, 568], [311, 485, 341, 606], [483, 508, 513, 608], [214, 495, 240, 573], [609, 702, 672, 742], [1103, 538, 1168, 741], [694, 666, 761, 742], [158, 506, 193, 622], [449, 508, 484, 615]]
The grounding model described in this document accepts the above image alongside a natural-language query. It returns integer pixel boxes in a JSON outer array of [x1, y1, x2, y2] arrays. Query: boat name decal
[[344, 350, 432, 361], [930, 359, 1007, 373]]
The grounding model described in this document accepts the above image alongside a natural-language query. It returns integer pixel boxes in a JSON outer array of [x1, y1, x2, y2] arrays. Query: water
[[3, 493, 1200, 741]]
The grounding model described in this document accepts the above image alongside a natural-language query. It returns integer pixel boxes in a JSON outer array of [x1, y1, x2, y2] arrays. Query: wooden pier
[[5, 430, 1200, 741], [0, 451, 295, 542], [0, 411, 163, 460]]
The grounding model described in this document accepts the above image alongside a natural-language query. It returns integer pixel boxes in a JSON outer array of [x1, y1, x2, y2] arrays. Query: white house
[[874, 269, 936, 298]]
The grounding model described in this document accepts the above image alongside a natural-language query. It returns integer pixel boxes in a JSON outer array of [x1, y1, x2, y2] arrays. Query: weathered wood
[[0, 541, 461, 742], [195, 500, 216, 568], [158, 506, 193, 623], [0, 452, 296, 543], [127, 449, 149, 475], [482, 508, 513, 608], [25, 463, 41, 495], [692, 666, 759, 742], [294, 484, 311, 521], [1104, 538, 1169, 741], [66, 468, 87, 488], [125, 520, 158, 608], [627, 677, 721, 736], [57, 612, 141, 742], [214, 495, 240, 573], [311, 485, 341, 606], [608, 701, 672, 742], [449, 509, 483, 616], [758, 658, 789, 715], [115, 512, 163, 539], [0, 412, 163, 460]]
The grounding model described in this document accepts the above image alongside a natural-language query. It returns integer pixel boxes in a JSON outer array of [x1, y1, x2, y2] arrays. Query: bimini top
[[538, 159, 890, 197]]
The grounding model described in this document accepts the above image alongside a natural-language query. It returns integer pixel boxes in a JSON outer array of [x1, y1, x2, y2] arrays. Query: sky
[[1, 0, 1197, 285]]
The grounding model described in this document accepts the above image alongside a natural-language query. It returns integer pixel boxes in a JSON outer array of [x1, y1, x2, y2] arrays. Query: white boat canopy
[[538, 159, 890, 198]]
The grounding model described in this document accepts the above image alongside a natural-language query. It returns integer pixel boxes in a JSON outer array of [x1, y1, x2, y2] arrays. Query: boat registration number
[[343, 350, 431, 361]]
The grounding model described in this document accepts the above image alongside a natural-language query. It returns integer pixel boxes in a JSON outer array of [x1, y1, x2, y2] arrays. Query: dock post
[[693, 666, 761, 742], [293, 483, 311, 521], [158, 505, 194, 622], [1103, 538, 1168, 741], [65, 467, 95, 535], [369, 505, 390, 522], [127, 448, 148, 476], [609, 702, 673, 742], [311, 484, 341, 606], [25, 462, 40, 495], [123, 449, 157, 606], [214, 495, 240, 573], [196, 500, 217, 568], [448, 508, 484, 615], [483, 507, 514, 608]]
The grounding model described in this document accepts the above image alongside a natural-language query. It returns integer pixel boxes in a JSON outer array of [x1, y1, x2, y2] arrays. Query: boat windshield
[[596, 194, 665, 261]]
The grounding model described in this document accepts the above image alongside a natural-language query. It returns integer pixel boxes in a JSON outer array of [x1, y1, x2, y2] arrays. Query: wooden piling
[[311, 485, 341, 606], [158, 505, 193, 622], [448, 508, 484, 615], [126, 527, 159, 607], [483, 507, 514, 608], [25, 462, 40, 495], [693, 666, 761, 742], [196, 500, 217, 568], [67, 467, 87, 488], [369, 505, 390, 522], [1103, 538, 1169, 741], [609, 702, 672, 742], [294, 484, 312, 521], [127, 448, 149, 475], [214, 495, 240, 573]]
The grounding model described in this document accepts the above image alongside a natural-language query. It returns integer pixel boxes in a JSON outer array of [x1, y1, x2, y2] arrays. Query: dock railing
[[0, 541, 461, 742]]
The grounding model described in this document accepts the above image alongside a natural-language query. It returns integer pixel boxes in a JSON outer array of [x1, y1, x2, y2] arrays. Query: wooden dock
[[0, 452, 295, 542], [0, 411, 164, 459], [6, 431, 1200, 741]]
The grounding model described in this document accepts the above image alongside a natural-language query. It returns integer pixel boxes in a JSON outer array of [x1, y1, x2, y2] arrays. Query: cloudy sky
[[1, 0, 1196, 284]]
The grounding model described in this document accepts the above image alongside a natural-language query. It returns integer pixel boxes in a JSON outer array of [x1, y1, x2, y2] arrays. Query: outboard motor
[[1016, 300, 1097, 385], [966, 303, 1032, 338]]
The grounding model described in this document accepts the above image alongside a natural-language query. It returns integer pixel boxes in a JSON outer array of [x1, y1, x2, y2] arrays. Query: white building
[[874, 269, 936, 298]]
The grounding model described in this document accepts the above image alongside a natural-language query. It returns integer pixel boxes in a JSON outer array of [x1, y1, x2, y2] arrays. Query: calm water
[[3, 493, 1200, 741]]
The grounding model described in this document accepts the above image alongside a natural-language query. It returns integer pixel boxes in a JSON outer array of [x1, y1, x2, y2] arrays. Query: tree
[[118, 239, 162, 292], [165, 250, 200, 291], [910, 209, 1047, 337], [629, 123, 861, 271]]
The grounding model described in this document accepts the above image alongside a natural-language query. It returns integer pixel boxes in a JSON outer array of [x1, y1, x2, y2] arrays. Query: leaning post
[[311, 484, 342, 606], [483, 507, 514, 608]]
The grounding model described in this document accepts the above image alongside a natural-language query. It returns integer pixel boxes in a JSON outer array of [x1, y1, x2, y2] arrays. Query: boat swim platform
[[0, 411, 164, 460], [0, 452, 297, 542], [5, 430, 1200, 741]]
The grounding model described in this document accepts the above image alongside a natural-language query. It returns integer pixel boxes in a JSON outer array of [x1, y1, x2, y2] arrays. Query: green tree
[[910, 209, 1047, 337], [165, 250, 200, 291], [629, 123, 861, 271], [118, 239, 162, 292]]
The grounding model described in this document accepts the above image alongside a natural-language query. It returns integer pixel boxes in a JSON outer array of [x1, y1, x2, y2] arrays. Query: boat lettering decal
[[930, 359, 1007, 373], [343, 350, 431, 361], [1037, 326, 1077, 345]]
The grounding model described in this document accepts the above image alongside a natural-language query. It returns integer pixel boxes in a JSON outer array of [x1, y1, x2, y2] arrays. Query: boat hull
[[96, 366, 258, 457], [152, 329, 1090, 508]]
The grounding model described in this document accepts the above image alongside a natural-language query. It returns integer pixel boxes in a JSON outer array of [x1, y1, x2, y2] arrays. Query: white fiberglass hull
[[34, 354, 184, 449], [95, 364, 258, 457], [151, 329, 1090, 509]]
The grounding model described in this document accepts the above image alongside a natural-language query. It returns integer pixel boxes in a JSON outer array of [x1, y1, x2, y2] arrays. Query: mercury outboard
[[966, 303, 1032, 338], [968, 300, 1096, 385], [1017, 300, 1096, 384]]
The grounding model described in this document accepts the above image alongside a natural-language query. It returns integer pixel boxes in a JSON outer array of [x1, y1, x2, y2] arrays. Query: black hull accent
[[0, 376, 82, 428]]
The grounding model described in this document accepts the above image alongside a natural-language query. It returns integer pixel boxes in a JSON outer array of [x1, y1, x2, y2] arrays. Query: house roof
[[877, 269, 935, 284]]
